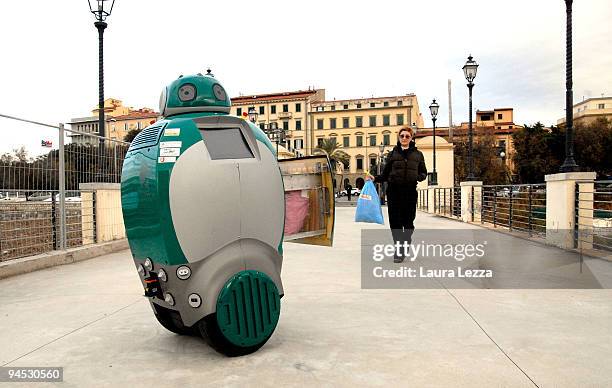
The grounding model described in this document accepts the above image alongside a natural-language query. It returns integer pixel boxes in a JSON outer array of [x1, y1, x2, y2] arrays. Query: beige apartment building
[[70, 98, 158, 144], [309, 95, 425, 183], [230, 89, 326, 157], [557, 96, 612, 126], [231, 90, 428, 186]]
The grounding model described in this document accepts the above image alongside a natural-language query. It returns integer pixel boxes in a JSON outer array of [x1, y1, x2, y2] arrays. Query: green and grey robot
[[121, 71, 334, 356]]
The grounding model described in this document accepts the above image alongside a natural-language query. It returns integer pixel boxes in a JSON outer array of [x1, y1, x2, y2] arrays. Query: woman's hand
[[365, 174, 375, 181]]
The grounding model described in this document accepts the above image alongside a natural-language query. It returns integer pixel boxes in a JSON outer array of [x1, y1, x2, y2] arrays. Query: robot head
[[159, 70, 231, 117]]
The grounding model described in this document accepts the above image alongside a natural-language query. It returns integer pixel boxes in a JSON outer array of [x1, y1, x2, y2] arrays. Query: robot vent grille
[[129, 124, 167, 151]]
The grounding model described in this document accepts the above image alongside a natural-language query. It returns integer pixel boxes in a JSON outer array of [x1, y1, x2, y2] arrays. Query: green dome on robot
[[160, 70, 231, 117]]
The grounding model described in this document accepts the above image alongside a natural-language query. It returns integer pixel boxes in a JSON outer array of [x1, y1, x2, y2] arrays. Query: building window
[[397, 101, 403, 106], [383, 134, 390, 145], [283, 121, 289, 131], [295, 139, 303, 149], [343, 136, 349, 147], [259, 123, 265, 130], [342, 117, 349, 128], [481, 114, 491, 121], [598, 103, 605, 109], [383, 101, 389, 107], [497, 113, 503, 120], [356, 116, 363, 127], [509, 125, 513, 129], [369, 115, 377, 127], [236, 107, 242, 116], [259, 106, 264, 115], [317, 119, 324, 129], [356, 135, 363, 147], [271, 105, 277, 114], [356, 157, 363, 171], [370, 157, 377, 170], [316, 106, 324, 112], [357, 103, 362, 108], [497, 126, 502, 129], [383, 115, 390, 126], [296, 120, 302, 130], [281, 104, 288, 113], [330, 118, 337, 129], [498, 140, 507, 149], [295, 103, 302, 112], [330, 136, 337, 144], [137, 122, 141, 130], [331, 105, 336, 111], [343, 104, 349, 109], [396, 114, 404, 125], [370, 102, 376, 108], [317, 138, 324, 147], [369, 135, 376, 146]]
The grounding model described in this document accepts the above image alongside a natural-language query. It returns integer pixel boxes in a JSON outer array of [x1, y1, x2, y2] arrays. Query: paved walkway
[[1, 209, 611, 387]]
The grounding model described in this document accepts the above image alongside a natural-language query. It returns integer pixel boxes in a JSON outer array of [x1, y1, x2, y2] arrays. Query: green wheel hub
[[216, 270, 280, 347]]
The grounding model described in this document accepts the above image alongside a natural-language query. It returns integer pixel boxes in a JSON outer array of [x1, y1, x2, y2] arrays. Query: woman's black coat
[[374, 141, 427, 189]]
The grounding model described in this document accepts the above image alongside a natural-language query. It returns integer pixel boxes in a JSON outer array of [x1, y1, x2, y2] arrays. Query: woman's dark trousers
[[386, 185, 417, 256]]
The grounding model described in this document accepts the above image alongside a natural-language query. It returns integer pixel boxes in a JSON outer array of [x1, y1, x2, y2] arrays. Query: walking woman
[[367, 126, 427, 262]]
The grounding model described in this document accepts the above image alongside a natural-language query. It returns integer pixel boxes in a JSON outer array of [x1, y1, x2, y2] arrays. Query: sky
[[1, 0, 611, 156]]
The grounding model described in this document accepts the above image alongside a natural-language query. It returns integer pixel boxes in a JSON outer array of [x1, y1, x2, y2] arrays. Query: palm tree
[[314, 138, 350, 192], [315, 138, 350, 170]]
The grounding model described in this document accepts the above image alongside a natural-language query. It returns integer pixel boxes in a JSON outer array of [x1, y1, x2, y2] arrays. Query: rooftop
[[231, 89, 321, 104], [313, 94, 416, 105]]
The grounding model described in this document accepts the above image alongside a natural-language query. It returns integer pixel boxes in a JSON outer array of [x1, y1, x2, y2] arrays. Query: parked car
[[27, 192, 52, 201], [336, 188, 360, 198], [43, 194, 82, 203], [495, 186, 521, 198]]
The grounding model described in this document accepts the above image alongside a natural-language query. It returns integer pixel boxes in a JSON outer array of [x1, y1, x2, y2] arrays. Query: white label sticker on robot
[[164, 128, 180, 136], [160, 141, 182, 148], [160, 148, 181, 157], [158, 156, 176, 163]]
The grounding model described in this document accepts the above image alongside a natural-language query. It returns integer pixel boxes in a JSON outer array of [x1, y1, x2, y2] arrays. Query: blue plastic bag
[[355, 180, 384, 224]]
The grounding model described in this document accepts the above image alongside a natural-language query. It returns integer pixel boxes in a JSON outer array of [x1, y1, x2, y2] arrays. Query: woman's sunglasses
[[400, 134, 412, 139]]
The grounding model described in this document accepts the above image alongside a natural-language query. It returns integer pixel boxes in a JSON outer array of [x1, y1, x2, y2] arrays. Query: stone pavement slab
[[0, 208, 610, 387]]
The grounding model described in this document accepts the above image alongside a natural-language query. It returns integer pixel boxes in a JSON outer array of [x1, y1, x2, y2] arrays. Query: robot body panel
[[121, 73, 332, 356]]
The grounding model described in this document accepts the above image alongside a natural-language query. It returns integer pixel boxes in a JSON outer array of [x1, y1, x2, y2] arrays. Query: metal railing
[[433, 187, 461, 219], [0, 113, 129, 261], [575, 180, 612, 252], [417, 188, 428, 211], [480, 184, 546, 235]]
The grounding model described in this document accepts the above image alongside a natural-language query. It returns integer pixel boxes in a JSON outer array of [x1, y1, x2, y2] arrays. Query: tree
[[574, 118, 612, 178], [511, 118, 612, 183], [314, 138, 350, 191], [314, 138, 350, 171], [454, 130, 509, 185], [512, 122, 561, 183]]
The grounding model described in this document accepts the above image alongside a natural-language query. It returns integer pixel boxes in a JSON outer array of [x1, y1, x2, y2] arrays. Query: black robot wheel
[[152, 303, 196, 336], [197, 314, 271, 357]]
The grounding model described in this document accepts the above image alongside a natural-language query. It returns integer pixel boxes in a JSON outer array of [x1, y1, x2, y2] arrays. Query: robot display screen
[[201, 128, 254, 160]]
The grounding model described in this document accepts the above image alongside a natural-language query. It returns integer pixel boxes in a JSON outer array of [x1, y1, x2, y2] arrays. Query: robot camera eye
[[178, 84, 197, 102], [213, 84, 227, 101]]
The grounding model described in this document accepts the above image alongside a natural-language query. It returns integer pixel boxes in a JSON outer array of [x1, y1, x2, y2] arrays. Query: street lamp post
[[429, 99, 439, 186], [248, 107, 258, 123], [560, 0, 579, 172], [88, 0, 115, 143], [499, 151, 512, 184], [463, 55, 479, 181], [245, 109, 286, 158]]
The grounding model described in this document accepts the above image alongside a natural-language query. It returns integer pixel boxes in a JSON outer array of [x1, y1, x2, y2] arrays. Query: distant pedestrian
[[366, 126, 427, 262], [346, 182, 353, 201]]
